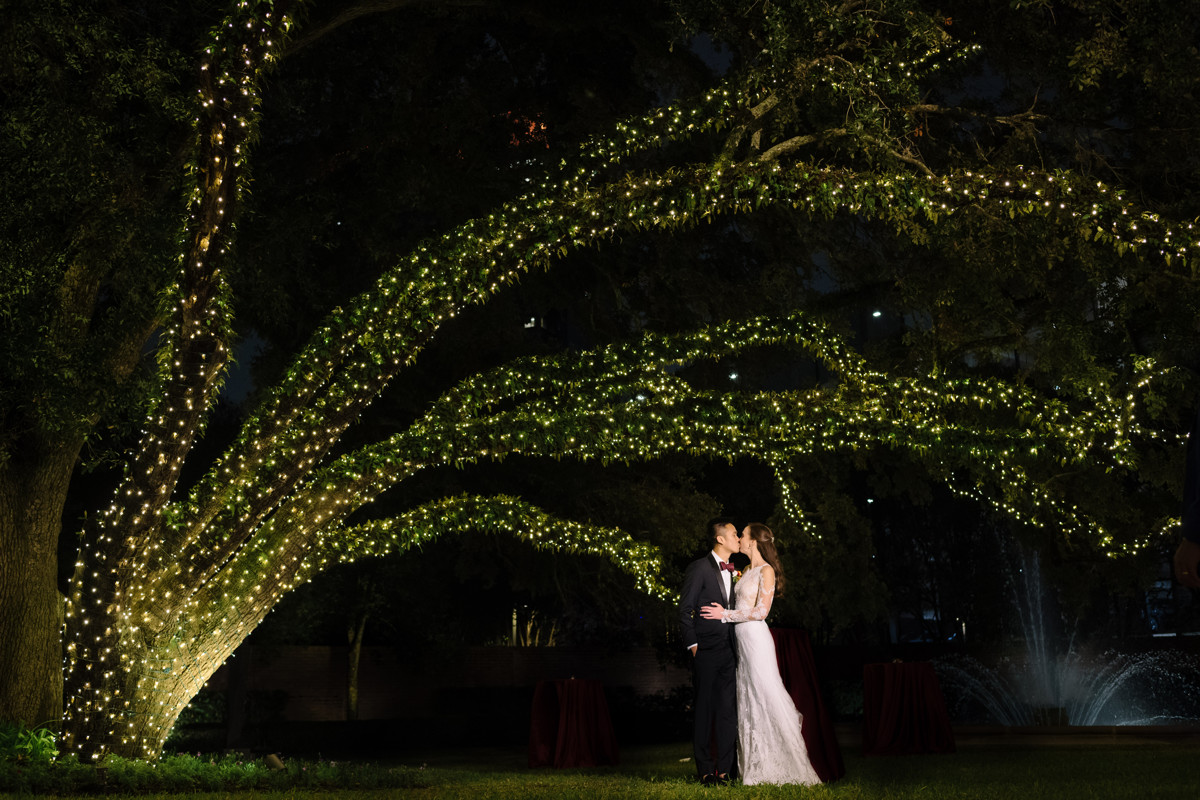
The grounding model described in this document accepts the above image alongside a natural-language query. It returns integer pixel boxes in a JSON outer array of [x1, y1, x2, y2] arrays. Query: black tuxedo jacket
[[679, 553, 737, 652]]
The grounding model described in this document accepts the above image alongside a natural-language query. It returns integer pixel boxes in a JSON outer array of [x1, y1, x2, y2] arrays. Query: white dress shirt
[[713, 550, 731, 601]]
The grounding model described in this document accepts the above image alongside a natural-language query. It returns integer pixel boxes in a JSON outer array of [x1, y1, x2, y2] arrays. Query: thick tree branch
[[720, 92, 782, 160], [284, 0, 428, 56], [756, 128, 849, 162], [90, 3, 300, 622], [908, 102, 1049, 129]]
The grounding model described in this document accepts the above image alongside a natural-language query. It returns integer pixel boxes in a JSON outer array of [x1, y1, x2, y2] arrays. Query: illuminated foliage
[[2, 0, 1187, 760]]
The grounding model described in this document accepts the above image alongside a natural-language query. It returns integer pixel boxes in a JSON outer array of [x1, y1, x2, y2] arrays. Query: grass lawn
[[6, 739, 1198, 799]]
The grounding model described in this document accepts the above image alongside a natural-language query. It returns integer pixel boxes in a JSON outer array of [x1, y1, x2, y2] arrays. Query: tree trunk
[[346, 612, 369, 722], [63, 637, 206, 761], [0, 450, 75, 730]]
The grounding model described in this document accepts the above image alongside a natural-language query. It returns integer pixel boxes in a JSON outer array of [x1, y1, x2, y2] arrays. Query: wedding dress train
[[723, 565, 821, 786]]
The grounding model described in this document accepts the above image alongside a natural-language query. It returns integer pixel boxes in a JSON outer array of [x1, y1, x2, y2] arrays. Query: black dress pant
[[692, 644, 737, 777]]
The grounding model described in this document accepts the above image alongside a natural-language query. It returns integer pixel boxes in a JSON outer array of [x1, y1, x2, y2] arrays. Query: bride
[[700, 523, 821, 786]]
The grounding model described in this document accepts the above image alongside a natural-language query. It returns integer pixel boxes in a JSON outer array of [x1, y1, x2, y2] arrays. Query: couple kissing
[[678, 517, 821, 786]]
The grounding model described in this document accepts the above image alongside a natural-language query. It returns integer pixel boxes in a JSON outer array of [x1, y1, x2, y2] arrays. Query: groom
[[679, 517, 740, 785]]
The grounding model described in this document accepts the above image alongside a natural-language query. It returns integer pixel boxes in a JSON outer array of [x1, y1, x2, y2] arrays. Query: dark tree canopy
[[1, 0, 1199, 760]]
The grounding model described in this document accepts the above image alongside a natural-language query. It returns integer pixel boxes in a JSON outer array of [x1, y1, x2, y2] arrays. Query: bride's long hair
[[746, 523, 785, 595]]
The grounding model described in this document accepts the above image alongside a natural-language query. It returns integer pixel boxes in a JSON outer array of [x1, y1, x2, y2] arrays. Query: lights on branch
[[61, 0, 1190, 765]]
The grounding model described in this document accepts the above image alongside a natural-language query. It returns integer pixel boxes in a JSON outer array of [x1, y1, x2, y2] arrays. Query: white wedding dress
[[721, 564, 822, 786]]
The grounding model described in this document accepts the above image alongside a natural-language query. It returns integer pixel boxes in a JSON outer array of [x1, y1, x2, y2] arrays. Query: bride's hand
[[699, 602, 726, 620]]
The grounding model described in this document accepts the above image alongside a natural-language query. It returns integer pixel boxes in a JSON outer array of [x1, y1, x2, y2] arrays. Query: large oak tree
[[2, 0, 1198, 759]]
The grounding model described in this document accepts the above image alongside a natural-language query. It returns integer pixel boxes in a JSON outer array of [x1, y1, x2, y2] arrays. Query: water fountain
[[934, 545, 1200, 726]]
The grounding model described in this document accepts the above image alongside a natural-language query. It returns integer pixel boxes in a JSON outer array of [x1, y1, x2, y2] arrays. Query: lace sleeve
[[722, 566, 776, 623]]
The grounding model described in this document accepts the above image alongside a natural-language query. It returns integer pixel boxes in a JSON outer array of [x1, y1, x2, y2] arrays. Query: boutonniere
[[731, 569, 743, 583]]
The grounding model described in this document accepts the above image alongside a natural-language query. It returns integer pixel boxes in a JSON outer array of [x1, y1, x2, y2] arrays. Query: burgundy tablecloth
[[861, 661, 955, 755], [528, 678, 619, 768], [770, 627, 846, 781]]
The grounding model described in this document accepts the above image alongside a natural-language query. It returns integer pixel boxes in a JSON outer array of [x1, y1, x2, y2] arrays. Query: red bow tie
[[719, 561, 736, 573]]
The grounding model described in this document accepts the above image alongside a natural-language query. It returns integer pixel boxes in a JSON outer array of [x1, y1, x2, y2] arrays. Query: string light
[[57, 0, 1193, 763]]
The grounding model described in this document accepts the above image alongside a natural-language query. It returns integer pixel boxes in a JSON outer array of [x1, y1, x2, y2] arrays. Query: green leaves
[[325, 493, 674, 600], [0, 721, 58, 764]]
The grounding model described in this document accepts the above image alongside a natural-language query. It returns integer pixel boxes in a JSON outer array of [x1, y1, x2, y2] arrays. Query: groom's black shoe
[[714, 773, 732, 786], [700, 773, 717, 786]]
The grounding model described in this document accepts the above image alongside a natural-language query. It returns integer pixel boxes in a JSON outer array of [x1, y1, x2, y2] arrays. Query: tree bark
[[346, 612, 369, 722], [0, 447, 75, 730], [62, 634, 205, 761]]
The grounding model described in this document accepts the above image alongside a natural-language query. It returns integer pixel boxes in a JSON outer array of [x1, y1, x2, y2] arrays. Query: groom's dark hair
[[706, 516, 738, 545]]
